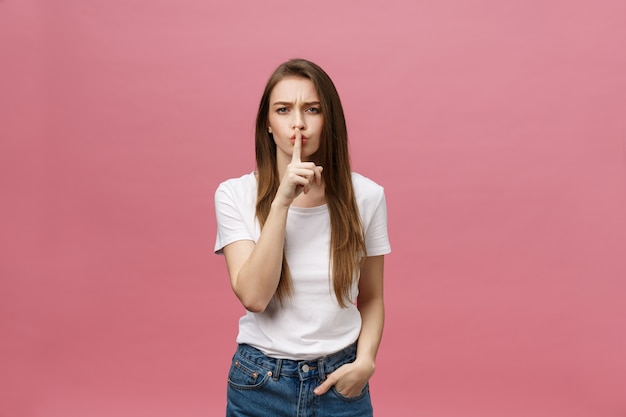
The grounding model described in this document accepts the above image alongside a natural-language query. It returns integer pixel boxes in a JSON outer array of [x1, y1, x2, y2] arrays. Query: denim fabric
[[226, 343, 373, 417]]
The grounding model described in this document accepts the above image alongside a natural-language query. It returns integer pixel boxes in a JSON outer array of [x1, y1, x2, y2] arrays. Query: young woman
[[214, 58, 391, 417]]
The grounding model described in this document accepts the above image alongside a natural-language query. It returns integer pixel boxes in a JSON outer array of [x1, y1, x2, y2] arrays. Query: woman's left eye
[[306, 107, 321, 113]]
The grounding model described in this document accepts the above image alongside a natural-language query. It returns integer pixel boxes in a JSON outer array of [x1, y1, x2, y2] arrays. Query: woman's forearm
[[355, 255, 385, 367], [231, 200, 290, 312], [355, 295, 385, 369]]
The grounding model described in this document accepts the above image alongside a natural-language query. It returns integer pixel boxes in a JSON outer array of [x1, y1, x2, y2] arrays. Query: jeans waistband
[[233, 343, 357, 381]]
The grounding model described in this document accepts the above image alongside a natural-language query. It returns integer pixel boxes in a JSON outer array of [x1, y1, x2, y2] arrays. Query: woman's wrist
[[271, 196, 292, 209], [353, 355, 376, 376]]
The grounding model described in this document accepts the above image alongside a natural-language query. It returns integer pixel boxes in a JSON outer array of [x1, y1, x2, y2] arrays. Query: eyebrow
[[271, 101, 321, 107]]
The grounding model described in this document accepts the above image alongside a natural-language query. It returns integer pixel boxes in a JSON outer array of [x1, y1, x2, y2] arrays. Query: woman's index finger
[[292, 128, 302, 163]]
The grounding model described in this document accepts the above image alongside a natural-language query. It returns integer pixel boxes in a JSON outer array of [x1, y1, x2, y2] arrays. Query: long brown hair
[[255, 58, 366, 307]]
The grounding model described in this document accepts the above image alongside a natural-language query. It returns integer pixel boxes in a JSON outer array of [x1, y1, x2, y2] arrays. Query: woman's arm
[[354, 254, 385, 372], [222, 202, 289, 313], [223, 129, 322, 313], [314, 255, 385, 397]]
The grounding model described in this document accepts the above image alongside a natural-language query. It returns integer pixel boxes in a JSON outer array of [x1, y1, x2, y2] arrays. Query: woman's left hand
[[314, 358, 375, 398]]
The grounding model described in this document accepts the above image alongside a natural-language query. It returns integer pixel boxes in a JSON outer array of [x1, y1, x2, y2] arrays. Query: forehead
[[270, 77, 319, 102]]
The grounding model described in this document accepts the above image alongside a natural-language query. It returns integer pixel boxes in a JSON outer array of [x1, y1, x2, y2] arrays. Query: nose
[[291, 110, 306, 130]]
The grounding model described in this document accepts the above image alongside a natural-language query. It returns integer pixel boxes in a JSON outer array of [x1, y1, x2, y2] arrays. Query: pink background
[[1, 1, 625, 416]]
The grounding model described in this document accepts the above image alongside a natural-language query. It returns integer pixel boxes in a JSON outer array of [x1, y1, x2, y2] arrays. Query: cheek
[[268, 119, 284, 134], [313, 117, 324, 131]]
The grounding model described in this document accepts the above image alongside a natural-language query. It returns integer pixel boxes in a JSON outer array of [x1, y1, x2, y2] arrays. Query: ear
[[268, 127, 273, 133]]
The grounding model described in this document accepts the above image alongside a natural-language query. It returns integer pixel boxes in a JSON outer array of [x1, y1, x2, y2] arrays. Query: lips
[[290, 136, 308, 143]]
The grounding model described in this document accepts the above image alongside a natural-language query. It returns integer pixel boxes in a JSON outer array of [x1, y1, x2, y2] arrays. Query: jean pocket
[[227, 357, 272, 391], [330, 382, 370, 402]]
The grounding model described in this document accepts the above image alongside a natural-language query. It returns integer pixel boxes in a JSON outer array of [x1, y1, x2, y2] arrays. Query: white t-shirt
[[214, 172, 391, 360]]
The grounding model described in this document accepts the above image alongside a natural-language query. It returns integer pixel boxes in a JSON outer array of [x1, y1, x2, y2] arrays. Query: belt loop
[[318, 358, 326, 381], [273, 359, 282, 381]]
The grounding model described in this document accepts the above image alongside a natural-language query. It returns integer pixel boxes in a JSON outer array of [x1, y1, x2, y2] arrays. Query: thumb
[[314, 377, 335, 396]]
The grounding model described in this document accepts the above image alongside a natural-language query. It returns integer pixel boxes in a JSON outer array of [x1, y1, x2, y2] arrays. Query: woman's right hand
[[274, 128, 323, 207]]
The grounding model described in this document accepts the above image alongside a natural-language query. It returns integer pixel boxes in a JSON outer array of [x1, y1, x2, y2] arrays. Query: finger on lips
[[292, 128, 302, 163], [290, 128, 323, 192]]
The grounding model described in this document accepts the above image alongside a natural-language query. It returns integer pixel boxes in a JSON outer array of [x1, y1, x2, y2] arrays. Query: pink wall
[[1, 1, 625, 416]]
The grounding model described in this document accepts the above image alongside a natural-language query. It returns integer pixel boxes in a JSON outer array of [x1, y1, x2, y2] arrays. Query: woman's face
[[267, 77, 323, 164]]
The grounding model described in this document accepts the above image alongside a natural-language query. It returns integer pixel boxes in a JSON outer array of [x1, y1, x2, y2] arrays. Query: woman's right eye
[[276, 107, 289, 113]]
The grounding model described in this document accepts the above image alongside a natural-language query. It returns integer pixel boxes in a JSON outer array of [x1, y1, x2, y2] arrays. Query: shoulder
[[216, 172, 256, 193], [351, 172, 387, 217], [215, 172, 257, 202], [351, 172, 385, 199]]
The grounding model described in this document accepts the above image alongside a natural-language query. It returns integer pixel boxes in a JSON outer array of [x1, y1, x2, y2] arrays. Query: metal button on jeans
[[301, 364, 310, 372]]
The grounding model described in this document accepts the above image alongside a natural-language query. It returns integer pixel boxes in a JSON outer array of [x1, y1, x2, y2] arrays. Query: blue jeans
[[226, 342, 373, 417]]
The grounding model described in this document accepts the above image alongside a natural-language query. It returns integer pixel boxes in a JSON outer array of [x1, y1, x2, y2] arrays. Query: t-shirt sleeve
[[214, 182, 254, 254], [364, 189, 391, 257]]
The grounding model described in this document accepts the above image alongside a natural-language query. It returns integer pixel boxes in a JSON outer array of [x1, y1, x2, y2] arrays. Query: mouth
[[290, 136, 308, 143]]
